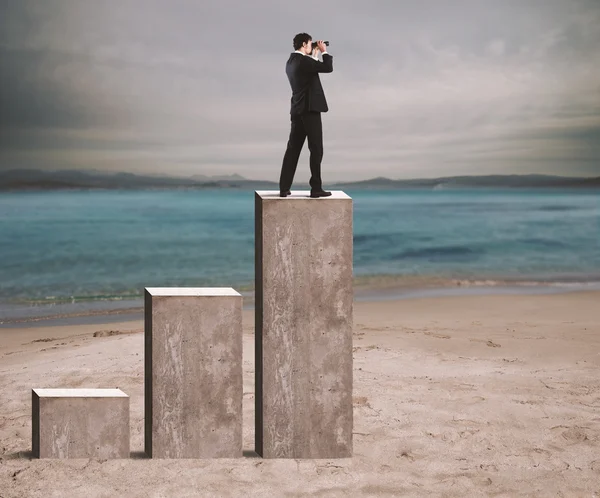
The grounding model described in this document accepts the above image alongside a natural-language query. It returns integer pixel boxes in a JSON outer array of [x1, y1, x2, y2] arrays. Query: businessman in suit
[[279, 33, 333, 198]]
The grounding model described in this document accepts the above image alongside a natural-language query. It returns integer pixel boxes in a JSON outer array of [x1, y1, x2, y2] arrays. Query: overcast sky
[[1, 0, 599, 182]]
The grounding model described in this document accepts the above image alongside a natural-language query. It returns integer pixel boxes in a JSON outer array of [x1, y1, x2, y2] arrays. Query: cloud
[[1, 0, 599, 181]]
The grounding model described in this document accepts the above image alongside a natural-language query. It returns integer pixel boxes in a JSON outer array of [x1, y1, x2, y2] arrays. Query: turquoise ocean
[[0, 188, 599, 325]]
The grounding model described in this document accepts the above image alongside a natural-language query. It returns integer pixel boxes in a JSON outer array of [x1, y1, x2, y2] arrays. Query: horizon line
[[2, 168, 598, 183]]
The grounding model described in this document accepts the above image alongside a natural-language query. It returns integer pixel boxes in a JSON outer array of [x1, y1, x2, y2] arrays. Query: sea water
[[0, 188, 598, 324]]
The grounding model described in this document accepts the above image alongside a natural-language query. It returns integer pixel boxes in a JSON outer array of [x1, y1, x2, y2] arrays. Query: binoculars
[[312, 40, 329, 49]]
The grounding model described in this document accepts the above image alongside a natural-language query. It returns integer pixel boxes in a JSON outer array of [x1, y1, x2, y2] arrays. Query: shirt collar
[[294, 49, 319, 60]]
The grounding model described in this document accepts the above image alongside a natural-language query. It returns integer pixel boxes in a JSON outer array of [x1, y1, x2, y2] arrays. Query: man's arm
[[301, 52, 333, 73]]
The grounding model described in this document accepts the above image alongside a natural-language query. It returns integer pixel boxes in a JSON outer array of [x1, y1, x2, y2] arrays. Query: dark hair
[[293, 33, 312, 51]]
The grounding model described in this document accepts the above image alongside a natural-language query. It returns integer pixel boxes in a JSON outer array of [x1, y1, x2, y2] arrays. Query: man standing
[[279, 33, 333, 198]]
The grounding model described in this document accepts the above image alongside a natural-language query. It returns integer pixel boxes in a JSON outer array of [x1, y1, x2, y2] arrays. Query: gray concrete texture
[[31, 388, 129, 459], [144, 288, 243, 458], [255, 191, 353, 458]]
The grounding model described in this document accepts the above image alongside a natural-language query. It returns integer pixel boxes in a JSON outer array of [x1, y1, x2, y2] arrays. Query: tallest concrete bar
[[255, 190, 353, 459]]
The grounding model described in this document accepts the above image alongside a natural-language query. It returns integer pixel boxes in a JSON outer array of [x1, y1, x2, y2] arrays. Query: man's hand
[[317, 40, 327, 52]]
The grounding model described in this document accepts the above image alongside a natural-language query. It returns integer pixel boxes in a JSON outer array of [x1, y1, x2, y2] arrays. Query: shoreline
[[1, 279, 600, 328]]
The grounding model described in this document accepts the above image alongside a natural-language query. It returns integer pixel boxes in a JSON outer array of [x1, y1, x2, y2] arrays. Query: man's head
[[293, 32, 313, 55]]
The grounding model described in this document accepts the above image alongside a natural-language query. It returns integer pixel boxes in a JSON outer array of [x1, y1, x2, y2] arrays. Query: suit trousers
[[279, 111, 323, 192]]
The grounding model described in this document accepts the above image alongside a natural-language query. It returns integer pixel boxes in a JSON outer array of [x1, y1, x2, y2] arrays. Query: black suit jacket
[[286, 52, 333, 116]]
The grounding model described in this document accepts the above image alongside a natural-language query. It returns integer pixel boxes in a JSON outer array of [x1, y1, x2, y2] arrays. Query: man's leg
[[279, 113, 307, 192], [301, 111, 324, 191]]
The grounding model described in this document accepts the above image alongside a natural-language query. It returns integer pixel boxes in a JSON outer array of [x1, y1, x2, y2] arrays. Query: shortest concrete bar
[[32, 388, 130, 459], [145, 287, 243, 458]]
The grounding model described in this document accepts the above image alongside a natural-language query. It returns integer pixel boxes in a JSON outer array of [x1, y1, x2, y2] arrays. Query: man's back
[[286, 53, 333, 115]]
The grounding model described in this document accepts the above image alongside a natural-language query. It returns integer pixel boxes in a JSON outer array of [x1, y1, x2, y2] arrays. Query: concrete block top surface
[[145, 287, 241, 297], [33, 388, 129, 398], [255, 190, 351, 200]]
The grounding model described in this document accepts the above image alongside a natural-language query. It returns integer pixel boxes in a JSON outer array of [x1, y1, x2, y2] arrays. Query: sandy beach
[[1, 290, 599, 497]]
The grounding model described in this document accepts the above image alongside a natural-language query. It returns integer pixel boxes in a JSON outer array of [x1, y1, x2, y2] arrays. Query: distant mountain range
[[0, 169, 277, 190], [0, 169, 598, 190], [332, 174, 600, 189]]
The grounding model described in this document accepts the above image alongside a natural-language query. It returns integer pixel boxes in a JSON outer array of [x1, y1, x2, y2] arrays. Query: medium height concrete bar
[[32, 388, 129, 459], [144, 287, 243, 458], [255, 191, 353, 458]]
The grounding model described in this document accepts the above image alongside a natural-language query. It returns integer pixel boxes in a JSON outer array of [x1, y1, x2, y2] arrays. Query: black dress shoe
[[310, 189, 332, 198], [279, 190, 291, 197]]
